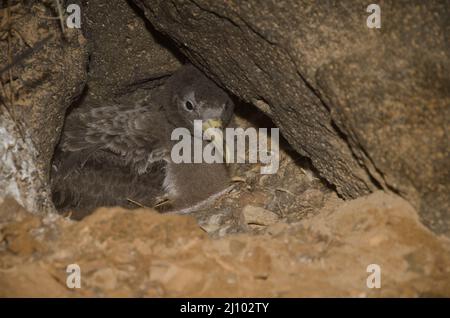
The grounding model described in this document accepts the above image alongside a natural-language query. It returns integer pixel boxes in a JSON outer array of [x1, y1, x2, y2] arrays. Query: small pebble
[[240, 205, 279, 226]]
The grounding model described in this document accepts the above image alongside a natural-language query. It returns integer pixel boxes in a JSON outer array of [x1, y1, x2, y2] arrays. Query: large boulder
[[0, 2, 88, 212], [133, 0, 450, 234]]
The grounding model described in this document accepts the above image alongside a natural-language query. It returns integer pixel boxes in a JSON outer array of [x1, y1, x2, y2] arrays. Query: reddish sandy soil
[[1, 191, 449, 297]]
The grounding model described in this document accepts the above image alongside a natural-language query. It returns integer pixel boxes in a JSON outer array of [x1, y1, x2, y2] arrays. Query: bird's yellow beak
[[202, 119, 223, 130], [202, 119, 231, 164]]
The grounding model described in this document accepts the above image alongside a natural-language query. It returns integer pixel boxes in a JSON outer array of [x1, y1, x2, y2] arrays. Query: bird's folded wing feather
[[58, 104, 168, 176]]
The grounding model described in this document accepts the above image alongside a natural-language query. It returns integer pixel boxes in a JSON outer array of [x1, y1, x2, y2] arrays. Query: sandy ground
[[1, 190, 449, 297]]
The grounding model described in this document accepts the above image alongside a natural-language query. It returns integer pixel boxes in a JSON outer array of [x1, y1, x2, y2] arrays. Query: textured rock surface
[[0, 112, 48, 213], [1, 192, 449, 297], [240, 205, 279, 227], [0, 2, 88, 212], [133, 0, 450, 234], [79, 0, 181, 105]]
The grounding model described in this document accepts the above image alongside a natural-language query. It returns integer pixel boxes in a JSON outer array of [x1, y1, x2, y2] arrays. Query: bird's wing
[[58, 104, 168, 176]]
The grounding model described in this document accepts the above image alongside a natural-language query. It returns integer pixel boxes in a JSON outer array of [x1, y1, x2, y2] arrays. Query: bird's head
[[163, 64, 235, 135]]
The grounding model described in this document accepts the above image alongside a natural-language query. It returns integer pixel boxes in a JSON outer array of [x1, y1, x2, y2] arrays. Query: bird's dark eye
[[185, 101, 194, 111]]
